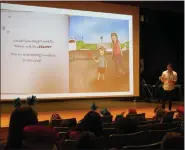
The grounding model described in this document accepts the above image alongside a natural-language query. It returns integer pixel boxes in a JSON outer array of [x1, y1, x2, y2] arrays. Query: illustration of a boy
[[93, 47, 107, 80]]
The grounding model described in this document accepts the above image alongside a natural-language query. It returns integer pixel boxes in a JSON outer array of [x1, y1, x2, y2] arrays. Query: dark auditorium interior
[[0, 1, 184, 150]]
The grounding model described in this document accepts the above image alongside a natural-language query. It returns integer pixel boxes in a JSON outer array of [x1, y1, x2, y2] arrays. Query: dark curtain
[[140, 8, 184, 85]]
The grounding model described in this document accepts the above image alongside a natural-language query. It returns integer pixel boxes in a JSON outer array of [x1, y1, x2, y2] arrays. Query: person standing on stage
[[160, 63, 177, 111]]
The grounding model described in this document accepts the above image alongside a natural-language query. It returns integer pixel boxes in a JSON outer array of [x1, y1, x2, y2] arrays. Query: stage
[[1, 100, 183, 127]]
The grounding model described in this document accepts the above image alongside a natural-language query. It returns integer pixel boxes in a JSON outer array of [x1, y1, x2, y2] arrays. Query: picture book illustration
[[68, 16, 130, 93]]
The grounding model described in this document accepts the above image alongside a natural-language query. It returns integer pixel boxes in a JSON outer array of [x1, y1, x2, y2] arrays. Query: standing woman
[[111, 32, 124, 78]]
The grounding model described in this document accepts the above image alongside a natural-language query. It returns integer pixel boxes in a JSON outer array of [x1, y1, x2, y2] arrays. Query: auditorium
[[0, 1, 184, 150]]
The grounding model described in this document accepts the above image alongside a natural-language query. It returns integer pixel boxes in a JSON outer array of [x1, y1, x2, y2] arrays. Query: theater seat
[[148, 127, 179, 143], [101, 115, 113, 123], [140, 120, 159, 125], [62, 140, 77, 150], [102, 128, 117, 137], [108, 131, 145, 149], [162, 133, 184, 150], [103, 123, 116, 128], [151, 122, 180, 130], [123, 141, 162, 149], [38, 120, 50, 126], [61, 118, 77, 128], [54, 127, 70, 133], [51, 119, 62, 127]]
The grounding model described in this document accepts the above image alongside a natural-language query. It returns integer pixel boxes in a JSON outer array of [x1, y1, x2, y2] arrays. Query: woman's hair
[[5, 107, 38, 149], [167, 63, 173, 68], [128, 108, 137, 115], [111, 32, 118, 42], [176, 106, 184, 116], [156, 108, 165, 120], [81, 111, 102, 137], [76, 131, 98, 150]]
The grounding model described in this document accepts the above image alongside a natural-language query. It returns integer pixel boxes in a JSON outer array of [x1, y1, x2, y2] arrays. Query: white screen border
[[1, 3, 134, 100]]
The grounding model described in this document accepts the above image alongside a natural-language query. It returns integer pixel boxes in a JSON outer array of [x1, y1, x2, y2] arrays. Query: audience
[[152, 107, 165, 121], [175, 106, 184, 118], [23, 125, 60, 150], [13, 97, 22, 109], [115, 112, 125, 122], [2, 99, 184, 150], [80, 111, 102, 137], [50, 113, 62, 121], [76, 131, 98, 150], [127, 108, 137, 115], [26, 95, 38, 117], [100, 108, 111, 117], [62, 110, 102, 143], [161, 113, 173, 123], [5, 106, 38, 149], [115, 117, 137, 134], [90, 102, 98, 111], [162, 132, 184, 150]]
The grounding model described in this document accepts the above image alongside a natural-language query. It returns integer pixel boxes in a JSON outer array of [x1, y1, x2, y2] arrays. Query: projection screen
[[1, 2, 139, 100]]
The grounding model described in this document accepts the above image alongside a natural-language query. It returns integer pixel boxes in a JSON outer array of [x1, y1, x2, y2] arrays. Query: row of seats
[[36, 117, 183, 150]]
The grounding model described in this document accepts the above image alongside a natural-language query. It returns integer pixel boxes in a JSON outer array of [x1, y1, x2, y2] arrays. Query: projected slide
[[69, 16, 130, 93], [1, 3, 135, 99], [1, 11, 69, 94]]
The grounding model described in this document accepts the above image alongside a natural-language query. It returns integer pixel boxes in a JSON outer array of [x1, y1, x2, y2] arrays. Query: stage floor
[[1, 100, 184, 127]]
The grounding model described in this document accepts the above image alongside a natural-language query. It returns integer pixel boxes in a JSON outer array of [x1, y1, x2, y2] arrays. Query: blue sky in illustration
[[69, 16, 129, 44]]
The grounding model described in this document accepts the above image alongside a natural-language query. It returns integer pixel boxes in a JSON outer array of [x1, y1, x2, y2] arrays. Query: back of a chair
[[136, 124, 152, 132], [54, 127, 70, 133], [108, 131, 145, 149], [166, 111, 176, 119], [122, 131, 146, 146], [148, 127, 179, 143], [61, 118, 77, 128], [108, 134, 125, 149], [101, 115, 113, 123], [140, 120, 159, 125], [126, 113, 146, 125], [51, 119, 62, 127], [151, 122, 179, 130], [123, 141, 162, 149], [162, 135, 184, 150], [62, 140, 77, 150], [102, 128, 117, 137], [59, 132, 67, 139], [97, 136, 106, 149], [23, 141, 56, 150], [38, 120, 50, 126], [103, 123, 116, 128]]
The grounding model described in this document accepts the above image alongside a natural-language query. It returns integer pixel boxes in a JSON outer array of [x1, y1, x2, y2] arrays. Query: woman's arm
[[118, 42, 123, 55]]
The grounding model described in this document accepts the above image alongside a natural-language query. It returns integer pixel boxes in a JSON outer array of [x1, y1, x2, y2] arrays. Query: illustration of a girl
[[93, 47, 107, 80], [111, 32, 125, 78]]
